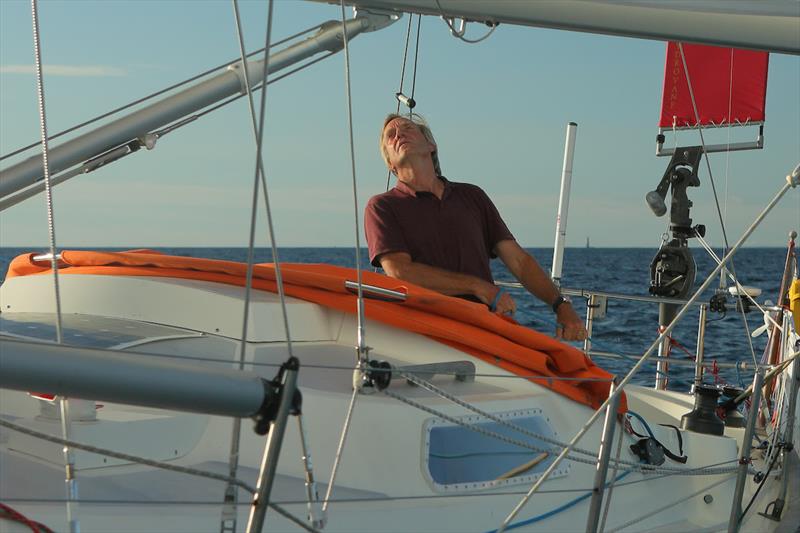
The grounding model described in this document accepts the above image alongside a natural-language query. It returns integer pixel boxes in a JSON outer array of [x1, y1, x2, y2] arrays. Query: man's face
[[382, 117, 435, 170]]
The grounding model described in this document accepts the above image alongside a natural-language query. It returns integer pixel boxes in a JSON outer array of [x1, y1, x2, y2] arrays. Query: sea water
[[0, 246, 787, 389]]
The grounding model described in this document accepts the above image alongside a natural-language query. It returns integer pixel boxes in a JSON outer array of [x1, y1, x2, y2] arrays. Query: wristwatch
[[552, 295, 571, 313]]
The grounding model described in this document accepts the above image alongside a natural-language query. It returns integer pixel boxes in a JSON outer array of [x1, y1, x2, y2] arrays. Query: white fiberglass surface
[[0, 312, 199, 349]]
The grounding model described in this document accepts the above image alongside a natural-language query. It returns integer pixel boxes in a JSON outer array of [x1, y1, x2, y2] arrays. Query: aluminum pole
[[551, 122, 577, 287], [728, 367, 765, 532], [654, 324, 671, 390], [585, 379, 620, 533], [694, 304, 708, 387], [583, 294, 597, 354], [498, 171, 798, 533], [0, 339, 268, 417], [0, 15, 396, 199], [246, 358, 299, 533], [298, 414, 326, 529]]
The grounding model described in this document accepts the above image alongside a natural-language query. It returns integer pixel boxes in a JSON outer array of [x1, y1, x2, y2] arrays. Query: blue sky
[[1, 0, 798, 248]]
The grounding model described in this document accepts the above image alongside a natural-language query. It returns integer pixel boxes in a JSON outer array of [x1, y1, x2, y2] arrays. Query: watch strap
[[552, 295, 567, 313]]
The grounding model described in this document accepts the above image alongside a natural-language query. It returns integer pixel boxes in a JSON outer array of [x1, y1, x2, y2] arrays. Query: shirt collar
[[395, 176, 450, 198]]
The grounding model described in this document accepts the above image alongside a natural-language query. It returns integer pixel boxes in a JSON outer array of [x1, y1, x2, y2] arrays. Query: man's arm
[[494, 239, 587, 341], [378, 251, 515, 313]]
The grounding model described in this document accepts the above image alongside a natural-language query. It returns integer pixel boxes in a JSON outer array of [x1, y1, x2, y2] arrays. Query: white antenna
[[551, 122, 577, 287]]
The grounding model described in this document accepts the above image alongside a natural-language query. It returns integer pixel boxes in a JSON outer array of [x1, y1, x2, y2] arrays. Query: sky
[[0, 0, 798, 249]]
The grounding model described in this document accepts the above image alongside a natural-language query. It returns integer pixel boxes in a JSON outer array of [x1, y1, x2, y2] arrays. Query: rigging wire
[[29, 3, 76, 532], [0, 51, 334, 214], [0, 461, 739, 507], [322, 1, 369, 514], [676, 42, 759, 369], [722, 48, 735, 263], [221, 0, 292, 529], [384, 13, 419, 192], [0, 418, 256, 492], [395, 14, 414, 114], [676, 44, 731, 250], [409, 14, 422, 109], [0, 23, 323, 163]]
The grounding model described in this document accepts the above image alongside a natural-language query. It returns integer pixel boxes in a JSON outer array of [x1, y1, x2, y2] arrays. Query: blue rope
[[625, 410, 657, 439], [484, 471, 631, 532]]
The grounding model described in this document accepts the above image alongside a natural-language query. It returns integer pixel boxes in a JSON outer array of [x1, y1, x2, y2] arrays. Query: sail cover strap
[[659, 42, 768, 129]]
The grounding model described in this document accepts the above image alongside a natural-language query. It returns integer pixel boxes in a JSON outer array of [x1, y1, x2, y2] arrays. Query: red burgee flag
[[659, 42, 769, 129]]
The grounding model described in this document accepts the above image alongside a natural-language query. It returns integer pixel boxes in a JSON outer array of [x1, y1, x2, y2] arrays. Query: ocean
[[0, 246, 788, 390]]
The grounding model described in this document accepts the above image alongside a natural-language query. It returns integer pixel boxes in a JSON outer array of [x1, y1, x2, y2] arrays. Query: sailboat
[[1, 1, 799, 532]]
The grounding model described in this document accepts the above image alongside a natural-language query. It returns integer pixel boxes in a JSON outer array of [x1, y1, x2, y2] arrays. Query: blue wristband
[[489, 289, 505, 312]]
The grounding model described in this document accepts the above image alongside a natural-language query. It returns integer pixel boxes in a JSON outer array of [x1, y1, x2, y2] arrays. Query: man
[[364, 113, 587, 342]]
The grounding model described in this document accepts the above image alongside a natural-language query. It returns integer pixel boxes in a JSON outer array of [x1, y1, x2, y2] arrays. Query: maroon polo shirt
[[364, 177, 514, 284]]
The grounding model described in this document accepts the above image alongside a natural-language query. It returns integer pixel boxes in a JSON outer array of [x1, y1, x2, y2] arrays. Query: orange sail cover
[[659, 42, 768, 129], [7, 250, 625, 412]]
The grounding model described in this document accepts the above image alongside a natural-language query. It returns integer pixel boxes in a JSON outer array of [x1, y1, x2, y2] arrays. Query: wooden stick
[[495, 452, 549, 481]]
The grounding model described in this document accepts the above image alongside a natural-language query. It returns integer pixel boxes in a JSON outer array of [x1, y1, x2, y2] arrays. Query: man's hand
[[555, 303, 587, 341], [481, 285, 516, 316]]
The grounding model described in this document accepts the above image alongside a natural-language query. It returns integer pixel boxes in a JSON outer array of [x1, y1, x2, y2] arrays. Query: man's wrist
[[552, 294, 570, 313]]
